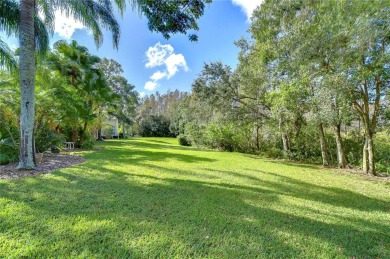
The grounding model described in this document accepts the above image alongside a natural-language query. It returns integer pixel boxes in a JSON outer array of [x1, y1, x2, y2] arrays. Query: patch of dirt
[[0, 153, 85, 180]]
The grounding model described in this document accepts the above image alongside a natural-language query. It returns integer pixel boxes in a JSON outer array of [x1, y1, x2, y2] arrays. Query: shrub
[[374, 131, 390, 174], [177, 134, 191, 146], [184, 122, 206, 146], [0, 108, 20, 164], [79, 132, 95, 149], [344, 130, 364, 165], [139, 115, 175, 137], [35, 126, 66, 153], [204, 122, 236, 151], [264, 147, 284, 159], [0, 138, 18, 165]]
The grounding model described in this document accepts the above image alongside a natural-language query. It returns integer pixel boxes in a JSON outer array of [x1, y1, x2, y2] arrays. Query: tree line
[[0, 40, 137, 165], [136, 0, 389, 176], [0, 0, 212, 169]]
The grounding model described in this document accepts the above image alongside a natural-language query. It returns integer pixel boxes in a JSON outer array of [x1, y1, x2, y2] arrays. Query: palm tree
[[4, 0, 211, 169], [49, 40, 119, 146], [17, 0, 120, 169]]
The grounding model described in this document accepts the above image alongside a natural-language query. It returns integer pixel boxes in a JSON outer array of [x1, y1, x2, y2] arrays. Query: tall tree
[[97, 58, 138, 138], [18, 0, 37, 168], [4, 0, 212, 169]]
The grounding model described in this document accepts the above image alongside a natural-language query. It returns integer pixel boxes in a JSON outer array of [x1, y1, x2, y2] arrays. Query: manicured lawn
[[0, 138, 389, 258]]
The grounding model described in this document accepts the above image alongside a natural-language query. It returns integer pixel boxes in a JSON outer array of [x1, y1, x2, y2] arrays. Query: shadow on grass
[[0, 165, 388, 258], [101, 138, 209, 153], [201, 168, 389, 213], [0, 139, 388, 257]]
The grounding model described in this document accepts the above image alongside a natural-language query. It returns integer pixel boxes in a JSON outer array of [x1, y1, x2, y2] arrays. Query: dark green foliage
[[0, 106, 19, 164], [139, 115, 175, 137], [138, 0, 212, 41], [343, 130, 364, 165], [79, 132, 95, 149], [177, 134, 191, 146], [286, 123, 329, 164], [0, 138, 18, 165], [373, 132, 390, 174], [203, 121, 236, 152], [34, 125, 66, 153], [264, 147, 284, 159]]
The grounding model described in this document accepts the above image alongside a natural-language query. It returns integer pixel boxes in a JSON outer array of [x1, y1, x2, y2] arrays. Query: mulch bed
[[0, 153, 85, 180]]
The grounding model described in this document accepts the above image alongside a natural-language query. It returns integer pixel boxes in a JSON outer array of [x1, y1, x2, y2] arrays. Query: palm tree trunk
[[17, 0, 36, 169], [318, 123, 329, 166]]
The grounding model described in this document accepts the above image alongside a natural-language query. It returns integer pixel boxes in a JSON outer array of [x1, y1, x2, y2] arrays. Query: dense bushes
[[177, 134, 192, 146], [35, 125, 66, 153], [0, 138, 18, 165], [203, 122, 236, 151], [139, 115, 175, 137], [0, 107, 19, 165], [374, 132, 390, 173]]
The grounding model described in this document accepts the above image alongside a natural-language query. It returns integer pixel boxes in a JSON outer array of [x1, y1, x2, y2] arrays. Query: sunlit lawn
[[0, 138, 389, 258]]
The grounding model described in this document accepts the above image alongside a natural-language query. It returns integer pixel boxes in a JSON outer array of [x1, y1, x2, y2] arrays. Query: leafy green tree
[[3, 0, 212, 169], [49, 40, 118, 147], [14, 0, 120, 168], [97, 58, 138, 138]]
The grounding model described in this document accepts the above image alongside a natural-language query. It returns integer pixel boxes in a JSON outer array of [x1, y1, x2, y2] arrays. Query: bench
[[65, 142, 75, 149]]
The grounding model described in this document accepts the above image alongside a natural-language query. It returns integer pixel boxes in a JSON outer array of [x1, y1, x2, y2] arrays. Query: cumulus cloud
[[165, 53, 189, 79], [144, 42, 189, 91], [145, 43, 174, 68], [150, 71, 167, 81], [54, 10, 85, 39], [232, 0, 264, 20], [144, 81, 158, 91]]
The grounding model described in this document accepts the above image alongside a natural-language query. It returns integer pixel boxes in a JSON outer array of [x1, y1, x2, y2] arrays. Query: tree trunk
[[97, 129, 104, 141], [80, 121, 88, 146], [366, 133, 376, 175], [333, 124, 347, 168], [318, 123, 329, 166], [71, 121, 78, 142], [362, 137, 369, 174], [17, 0, 36, 169], [281, 132, 289, 153], [279, 117, 289, 157], [255, 125, 260, 150]]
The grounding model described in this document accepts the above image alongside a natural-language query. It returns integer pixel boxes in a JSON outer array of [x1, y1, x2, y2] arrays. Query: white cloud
[[150, 71, 167, 81], [139, 92, 147, 98], [144, 42, 188, 91], [165, 53, 189, 79], [144, 81, 158, 91], [232, 0, 264, 20], [54, 10, 85, 39], [145, 42, 174, 68]]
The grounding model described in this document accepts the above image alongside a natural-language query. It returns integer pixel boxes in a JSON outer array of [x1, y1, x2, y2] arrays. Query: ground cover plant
[[0, 138, 389, 258]]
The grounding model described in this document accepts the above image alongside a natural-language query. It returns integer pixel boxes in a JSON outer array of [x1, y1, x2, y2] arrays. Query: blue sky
[[2, 0, 263, 97]]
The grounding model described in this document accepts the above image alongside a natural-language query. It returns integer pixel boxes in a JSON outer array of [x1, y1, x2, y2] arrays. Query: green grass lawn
[[0, 138, 389, 258]]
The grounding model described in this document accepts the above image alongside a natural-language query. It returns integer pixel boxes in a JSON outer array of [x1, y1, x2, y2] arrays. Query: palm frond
[[0, 38, 17, 72], [0, 0, 19, 37], [1, 0, 50, 55], [37, 0, 56, 35], [35, 15, 50, 56], [53, 0, 121, 49]]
